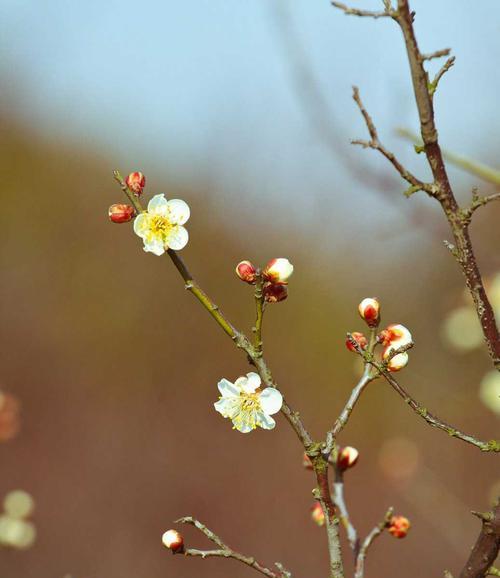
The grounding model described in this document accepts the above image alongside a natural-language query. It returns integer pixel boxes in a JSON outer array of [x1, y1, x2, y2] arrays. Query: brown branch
[[333, 473, 359, 559], [421, 48, 451, 61], [354, 508, 394, 578], [462, 189, 500, 221], [331, 1, 393, 18], [429, 56, 455, 96], [310, 455, 345, 578], [391, 0, 500, 370], [176, 517, 291, 578], [351, 87, 434, 197], [374, 362, 499, 453], [458, 501, 500, 578]]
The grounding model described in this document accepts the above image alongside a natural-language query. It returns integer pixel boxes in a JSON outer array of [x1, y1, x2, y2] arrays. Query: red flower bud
[[108, 204, 135, 224], [125, 171, 146, 196], [302, 452, 313, 470], [358, 298, 380, 327], [388, 515, 410, 538], [263, 282, 288, 303], [311, 502, 325, 526], [337, 446, 359, 471], [346, 332, 368, 352], [0, 392, 21, 442], [162, 529, 185, 553], [235, 260, 257, 284]]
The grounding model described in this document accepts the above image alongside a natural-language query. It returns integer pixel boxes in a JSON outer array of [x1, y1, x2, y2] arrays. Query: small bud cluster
[[388, 515, 410, 538], [162, 529, 185, 553], [108, 171, 146, 224], [347, 297, 413, 372], [235, 258, 294, 303]]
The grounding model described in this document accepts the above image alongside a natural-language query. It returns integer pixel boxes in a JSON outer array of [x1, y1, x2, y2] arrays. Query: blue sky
[[1, 0, 499, 227]]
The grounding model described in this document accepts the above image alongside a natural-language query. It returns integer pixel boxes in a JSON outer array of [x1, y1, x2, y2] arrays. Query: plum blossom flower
[[214, 372, 283, 433], [134, 194, 190, 255]]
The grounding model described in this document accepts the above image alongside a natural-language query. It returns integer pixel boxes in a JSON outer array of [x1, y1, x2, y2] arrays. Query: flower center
[[233, 392, 262, 430], [150, 215, 171, 236]]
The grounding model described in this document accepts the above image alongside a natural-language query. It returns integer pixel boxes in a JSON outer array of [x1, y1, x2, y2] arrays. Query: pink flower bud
[[337, 446, 359, 471], [108, 204, 135, 224], [311, 502, 325, 526], [388, 515, 410, 538], [302, 452, 313, 470], [358, 298, 380, 327], [125, 171, 146, 196], [263, 282, 288, 303], [235, 260, 257, 284], [346, 332, 368, 353], [162, 529, 184, 553], [263, 258, 294, 284]]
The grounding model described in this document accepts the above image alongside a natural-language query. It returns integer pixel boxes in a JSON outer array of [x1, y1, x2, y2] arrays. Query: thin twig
[[354, 507, 394, 578], [332, 476, 359, 558], [421, 48, 451, 61], [113, 170, 313, 450], [374, 362, 499, 453], [351, 87, 433, 197], [176, 517, 291, 578], [429, 56, 456, 96], [331, 1, 393, 18]]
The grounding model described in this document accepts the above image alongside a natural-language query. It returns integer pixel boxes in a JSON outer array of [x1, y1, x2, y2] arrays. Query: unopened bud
[[108, 204, 135, 224], [358, 298, 380, 327], [383, 347, 409, 372], [125, 171, 146, 196], [263, 258, 294, 284], [264, 283, 288, 303], [302, 452, 313, 470], [311, 502, 325, 526], [346, 332, 368, 353], [162, 529, 184, 553], [379, 324, 412, 348], [337, 446, 359, 471], [388, 515, 410, 538], [235, 260, 257, 284]]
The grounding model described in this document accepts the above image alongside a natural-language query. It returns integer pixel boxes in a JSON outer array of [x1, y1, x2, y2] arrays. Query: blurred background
[[0, 0, 499, 576]]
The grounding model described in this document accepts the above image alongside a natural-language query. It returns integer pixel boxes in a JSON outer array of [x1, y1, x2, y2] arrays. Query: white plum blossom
[[134, 194, 190, 255], [214, 372, 283, 433]]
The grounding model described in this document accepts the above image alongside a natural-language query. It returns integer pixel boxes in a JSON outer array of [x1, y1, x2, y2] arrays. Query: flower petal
[[167, 199, 190, 225], [233, 421, 253, 433], [133, 213, 151, 238], [236, 372, 261, 394], [217, 378, 239, 398], [147, 194, 169, 216], [259, 388, 283, 415], [143, 236, 165, 256], [257, 412, 276, 430], [214, 397, 240, 419], [165, 226, 189, 251]]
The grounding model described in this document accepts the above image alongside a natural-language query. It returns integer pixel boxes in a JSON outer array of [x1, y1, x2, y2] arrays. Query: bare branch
[[462, 189, 500, 221], [333, 479, 359, 558], [458, 501, 500, 578], [331, 1, 393, 18], [429, 56, 456, 96], [421, 48, 451, 61], [354, 508, 394, 578], [373, 362, 499, 452], [351, 87, 434, 197], [176, 517, 291, 578]]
